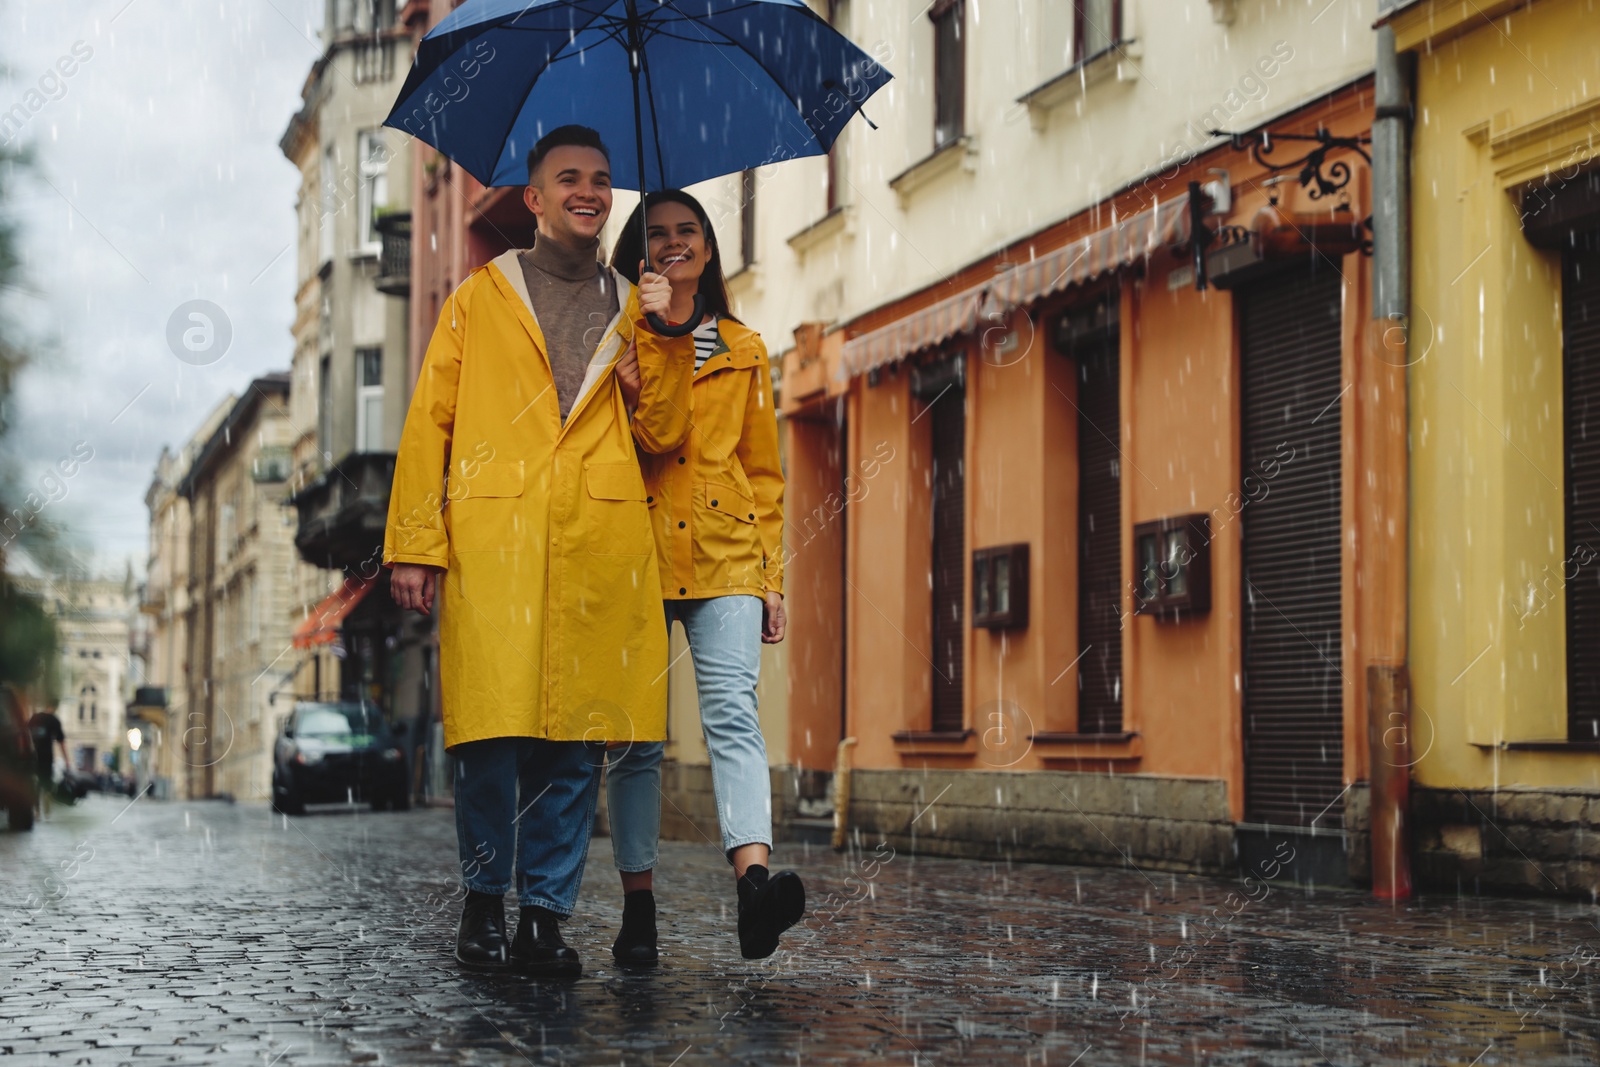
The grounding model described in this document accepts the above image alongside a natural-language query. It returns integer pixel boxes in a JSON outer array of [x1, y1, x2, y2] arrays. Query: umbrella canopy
[[385, 0, 892, 191]]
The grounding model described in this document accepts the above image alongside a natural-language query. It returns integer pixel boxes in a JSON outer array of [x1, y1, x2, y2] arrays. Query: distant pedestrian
[[28, 704, 67, 820], [385, 125, 695, 978], [605, 189, 804, 965]]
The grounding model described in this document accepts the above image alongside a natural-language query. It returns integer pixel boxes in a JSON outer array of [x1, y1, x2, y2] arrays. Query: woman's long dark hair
[[610, 189, 738, 323]]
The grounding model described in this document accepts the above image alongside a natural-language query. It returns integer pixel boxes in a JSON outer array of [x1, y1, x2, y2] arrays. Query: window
[[912, 355, 967, 732], [826, 145, 844, 214], [1074, 0, 1119, 64], [318, 354, 333, 458], [333, 0, 395, 34], [218, 497, 237, 561], [320, 143, 337, 263], [739, 170, 757, 270], [356, 348, 385, 452], [248, 572, 261, 644], [930, 0, 965, 150], [357, 130, 389, 255], [826, 0, 849, 212]]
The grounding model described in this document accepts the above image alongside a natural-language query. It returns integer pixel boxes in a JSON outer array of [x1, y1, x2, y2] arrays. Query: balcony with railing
[[289, 452, 397, 572], [375, 211, 411, 297]]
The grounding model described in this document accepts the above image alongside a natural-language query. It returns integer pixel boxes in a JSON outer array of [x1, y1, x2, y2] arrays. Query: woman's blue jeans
[[607, 595, 771, 870], [453, 737, 603, 918]]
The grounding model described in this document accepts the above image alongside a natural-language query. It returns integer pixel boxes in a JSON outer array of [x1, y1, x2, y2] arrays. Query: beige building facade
[[139, 397, 233, 799], [176, 376, 299, 801], [14, 573, 134, 777]]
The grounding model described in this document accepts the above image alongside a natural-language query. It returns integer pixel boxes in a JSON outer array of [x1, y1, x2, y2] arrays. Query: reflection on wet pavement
[[2, 798, 1597, 1064]]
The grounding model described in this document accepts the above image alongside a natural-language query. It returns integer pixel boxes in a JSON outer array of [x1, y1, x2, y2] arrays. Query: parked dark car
[[271, 701, 410, 815]]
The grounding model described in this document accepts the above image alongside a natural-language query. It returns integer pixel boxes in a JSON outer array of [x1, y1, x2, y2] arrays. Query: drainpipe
[[1368, 24, 1415, 901], [832, 736, 857, 851]]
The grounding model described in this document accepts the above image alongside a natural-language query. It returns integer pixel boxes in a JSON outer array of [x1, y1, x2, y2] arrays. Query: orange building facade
[[781, 81, 1403, 882]]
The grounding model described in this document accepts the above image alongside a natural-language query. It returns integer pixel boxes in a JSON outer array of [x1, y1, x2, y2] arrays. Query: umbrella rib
[[483, 10, 621, 184]]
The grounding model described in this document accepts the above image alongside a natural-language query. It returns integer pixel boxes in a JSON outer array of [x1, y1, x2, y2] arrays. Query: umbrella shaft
[[624, 0, 652, 274]]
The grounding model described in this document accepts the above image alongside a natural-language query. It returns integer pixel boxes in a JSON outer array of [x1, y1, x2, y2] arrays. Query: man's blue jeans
[[452, 737, 603, 918], [607, 595, 771, 870]]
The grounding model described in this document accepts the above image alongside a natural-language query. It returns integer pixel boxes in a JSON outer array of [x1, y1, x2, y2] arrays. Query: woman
[[606, 189, 802, 964]]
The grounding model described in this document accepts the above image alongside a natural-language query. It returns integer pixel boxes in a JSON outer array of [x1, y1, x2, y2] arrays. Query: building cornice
[[1389, 0, 1532, 51]]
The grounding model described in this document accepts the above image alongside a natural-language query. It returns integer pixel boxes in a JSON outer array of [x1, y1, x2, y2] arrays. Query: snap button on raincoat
[[384, 250, 694, 748], [638, 318, 784, 600]]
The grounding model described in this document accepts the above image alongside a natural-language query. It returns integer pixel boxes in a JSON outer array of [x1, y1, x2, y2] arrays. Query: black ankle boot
[[736, 864, 806, 960], [510, 905, 582, 978], [456, 890, 509, 972], [612, 890, 659, 967]]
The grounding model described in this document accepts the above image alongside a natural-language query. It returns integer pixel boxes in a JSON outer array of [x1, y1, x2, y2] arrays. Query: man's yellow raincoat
[[383, 250, 693, 748]]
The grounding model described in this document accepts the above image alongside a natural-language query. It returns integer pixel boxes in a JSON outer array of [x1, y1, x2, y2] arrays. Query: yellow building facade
[[1393, 0, 1600, 893]]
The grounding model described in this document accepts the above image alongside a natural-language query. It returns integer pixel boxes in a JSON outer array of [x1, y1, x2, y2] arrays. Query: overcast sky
[[4, 0, 326, 576]]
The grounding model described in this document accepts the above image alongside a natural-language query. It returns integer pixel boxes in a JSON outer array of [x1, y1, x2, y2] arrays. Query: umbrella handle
[[646, 296, 705, 338]]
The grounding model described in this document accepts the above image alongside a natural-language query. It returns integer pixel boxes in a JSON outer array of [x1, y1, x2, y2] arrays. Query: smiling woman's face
[[645, 201, 709, 284]]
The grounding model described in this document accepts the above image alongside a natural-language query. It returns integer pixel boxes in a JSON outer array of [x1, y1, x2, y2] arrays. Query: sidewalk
[[2, 796, 1598, 1065]]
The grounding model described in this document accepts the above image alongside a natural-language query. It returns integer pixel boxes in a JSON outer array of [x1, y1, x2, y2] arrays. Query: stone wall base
[[1412, 785, 1600, 900], [614, 765, 1600, 901], [836, 767, 1236, 874]]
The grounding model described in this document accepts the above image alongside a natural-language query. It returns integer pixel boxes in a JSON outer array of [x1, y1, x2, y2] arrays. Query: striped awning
[[292, 577, 374, 650], [988, 193, 1192, 311], [840, 192, 1191, 378], [841, 282, 989, 379]]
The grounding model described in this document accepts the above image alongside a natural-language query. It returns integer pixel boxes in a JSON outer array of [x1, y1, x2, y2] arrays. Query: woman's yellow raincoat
[[383, 251, 693, 748], [638, 317, 784, 600]]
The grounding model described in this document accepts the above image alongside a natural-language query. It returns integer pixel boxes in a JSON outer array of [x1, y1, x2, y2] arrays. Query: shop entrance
[[1239, 268, 1346, 829]]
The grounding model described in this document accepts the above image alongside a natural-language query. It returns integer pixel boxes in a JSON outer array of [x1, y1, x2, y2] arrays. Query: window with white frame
[[356, 347, 384, 452], [358, 130, 389, 255]]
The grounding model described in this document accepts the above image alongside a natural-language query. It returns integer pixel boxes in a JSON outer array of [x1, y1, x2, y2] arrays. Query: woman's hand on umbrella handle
[[638, 265, 672, 319], [638, 262, 703, 338]]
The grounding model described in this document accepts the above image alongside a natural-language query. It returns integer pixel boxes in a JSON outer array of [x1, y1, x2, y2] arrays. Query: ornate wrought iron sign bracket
[[1207, 127, 1372, 201]]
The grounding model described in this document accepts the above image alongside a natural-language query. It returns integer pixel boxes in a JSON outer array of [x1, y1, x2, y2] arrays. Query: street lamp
[[127, 728, 142, 751]]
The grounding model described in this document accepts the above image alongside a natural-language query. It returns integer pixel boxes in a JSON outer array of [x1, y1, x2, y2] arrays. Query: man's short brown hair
[[527, 125, 610, 185]]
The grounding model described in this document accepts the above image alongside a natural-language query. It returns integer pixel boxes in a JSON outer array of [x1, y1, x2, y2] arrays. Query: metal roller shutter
[[1564, 247, 1600, 740], [1077, 338, 1124, 734], [1240, 268, 1345, 827]]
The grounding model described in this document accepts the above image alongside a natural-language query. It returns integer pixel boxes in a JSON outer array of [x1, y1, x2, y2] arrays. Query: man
[[385, 125, 693, 978], [28, 704, 67, 820]]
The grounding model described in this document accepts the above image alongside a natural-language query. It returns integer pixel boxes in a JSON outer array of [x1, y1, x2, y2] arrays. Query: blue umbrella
[[385, 0, 892, 331]]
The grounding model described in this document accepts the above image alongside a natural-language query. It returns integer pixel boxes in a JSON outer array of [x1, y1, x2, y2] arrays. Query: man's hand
[[637, 264, 673, 324], [390, 563, 442, 616], [616, 341, 641, 415], [762, 591, 787, 644]]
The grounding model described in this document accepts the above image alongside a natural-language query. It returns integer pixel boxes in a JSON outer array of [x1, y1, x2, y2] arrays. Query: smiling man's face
[[524, 144, 612, 249]]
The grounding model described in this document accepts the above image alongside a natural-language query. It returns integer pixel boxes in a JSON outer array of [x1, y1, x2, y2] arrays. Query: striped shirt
[[693, 316, 720, 374]]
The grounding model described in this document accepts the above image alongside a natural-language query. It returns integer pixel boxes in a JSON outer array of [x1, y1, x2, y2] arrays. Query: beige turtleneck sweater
[[518, 235, 620, 420]]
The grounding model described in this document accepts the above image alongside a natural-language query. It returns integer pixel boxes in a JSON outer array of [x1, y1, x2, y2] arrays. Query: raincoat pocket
[[705, 481, 757, 524], [448, 460, 524, 552], [585, 462, 652, 556], [696, 481, 760, 589]]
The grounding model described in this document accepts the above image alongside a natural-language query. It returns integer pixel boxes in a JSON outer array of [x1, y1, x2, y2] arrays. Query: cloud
[[4, 0, 324, 572]]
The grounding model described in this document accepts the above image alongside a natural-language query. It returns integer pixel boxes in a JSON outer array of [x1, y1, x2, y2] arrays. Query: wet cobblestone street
[[4, 796, 1600, 1066]]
